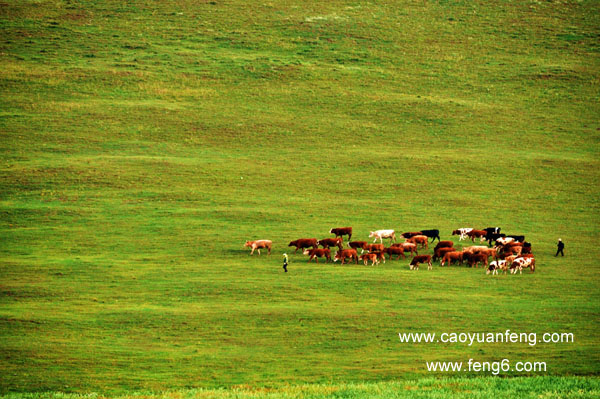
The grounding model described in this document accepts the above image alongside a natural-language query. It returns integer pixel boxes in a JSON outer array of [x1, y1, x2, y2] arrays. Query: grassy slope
[[1, 0, 599, 394]]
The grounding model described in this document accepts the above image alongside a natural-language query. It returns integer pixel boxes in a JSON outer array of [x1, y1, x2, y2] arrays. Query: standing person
[[283, 253, 289, 272], [555, 239, 565, 257]]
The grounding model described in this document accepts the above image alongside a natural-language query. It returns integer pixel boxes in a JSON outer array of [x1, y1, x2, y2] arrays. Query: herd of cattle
[[244, 227, 536, 275]]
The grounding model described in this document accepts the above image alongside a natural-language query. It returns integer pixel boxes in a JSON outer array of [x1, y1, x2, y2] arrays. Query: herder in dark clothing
[[555, 239, 565, 257]]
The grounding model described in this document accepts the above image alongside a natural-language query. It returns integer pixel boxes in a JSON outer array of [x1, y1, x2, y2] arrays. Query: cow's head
[[368, 231, 375, 237], [244, 241, 251, 247], [303, 249, 310, 255]]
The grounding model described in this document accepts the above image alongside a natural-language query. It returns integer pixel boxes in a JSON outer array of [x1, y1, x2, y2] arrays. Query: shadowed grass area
[[1, 0, 599, 396]]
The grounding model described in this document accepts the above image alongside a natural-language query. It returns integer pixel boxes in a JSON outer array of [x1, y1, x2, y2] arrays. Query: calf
[[419, 229, 441, 243], [244, 240, 272, 255], [330, 227, 352, 241], [288, 238, 318, 253], [441, 251, 464, 266], [487, 263, 498, 275], [360, 252, 380, 266], [333, 249, 358, 264], [369, 229, 396, 243], [407, 235, 428, 249], [317, 237, 343, 250], [410, 255, 432, 270], [303, 248, 331, 263]]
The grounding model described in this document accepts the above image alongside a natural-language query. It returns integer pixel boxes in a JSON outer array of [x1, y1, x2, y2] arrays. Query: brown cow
[[441, 251, 464, 266], [317, 237, 343, 250], [349, 241, 368, 251], [499, 241, 523, 256], [333, 249, 358, 264], [410, 255, 432, 270], [433, 247, 455, 262], [384, 246, 409, 260], [330, 227, 352, 241], [433, 241, 454, 250], [467, 229, 488, 242], [463, 245, 489, 255], [288, 238, 318, 253], [363, 243, 385, 253], [244, 240, 272, 255], [466, 252, 489, 268], [303, 248, 331, 263], [407, 235, 429, 249], [480, 247, 498, 260], [391, 242, 419, 256]]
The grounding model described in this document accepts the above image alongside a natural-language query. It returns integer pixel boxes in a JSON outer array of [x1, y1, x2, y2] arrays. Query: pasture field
[[1, 0, 599, 396]]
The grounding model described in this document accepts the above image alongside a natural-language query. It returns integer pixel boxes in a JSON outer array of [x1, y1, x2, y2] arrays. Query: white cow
[[511, 257, 535, 274], [452, 228, 473, 241], [496, 236, 515, 246], [369, 229, 396, 243], [487, 260, 507, 275]]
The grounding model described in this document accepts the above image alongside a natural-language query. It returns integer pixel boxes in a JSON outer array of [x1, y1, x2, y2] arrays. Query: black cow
[[487, 233, 506, 246], [419, 229, 440, 243], [506, 235, 525, 243], [483, 227, 501, 246]]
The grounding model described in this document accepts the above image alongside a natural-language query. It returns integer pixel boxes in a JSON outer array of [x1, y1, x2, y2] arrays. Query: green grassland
[[3, 377, 600, 399], [1, 0, 599, 396]]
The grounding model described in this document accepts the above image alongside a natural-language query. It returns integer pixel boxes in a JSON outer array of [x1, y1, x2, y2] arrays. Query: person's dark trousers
[[555, 249, 564, 256]]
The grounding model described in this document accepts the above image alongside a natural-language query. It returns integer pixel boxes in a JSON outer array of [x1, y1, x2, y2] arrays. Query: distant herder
[[555, 239, 565, 257], [283, 253, 289, 272]]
